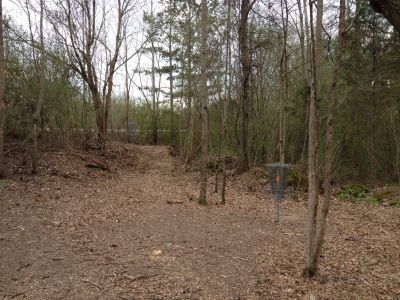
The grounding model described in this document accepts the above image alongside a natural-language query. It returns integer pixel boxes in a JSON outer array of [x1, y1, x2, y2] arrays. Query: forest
[[0, 0, 400, 299]]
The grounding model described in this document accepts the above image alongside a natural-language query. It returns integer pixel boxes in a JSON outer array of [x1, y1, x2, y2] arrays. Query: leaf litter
[[0, 142, 399, 299]]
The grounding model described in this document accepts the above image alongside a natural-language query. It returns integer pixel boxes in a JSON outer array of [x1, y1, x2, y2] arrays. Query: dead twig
[[166, 200, 184, 204], [5, 139, 29, 156], [82, 279, 103, 290], [67, 151, 110, 171], [231, 255, 249, 261], [122, 273, 159, 281], [10, 291, 25, 299]]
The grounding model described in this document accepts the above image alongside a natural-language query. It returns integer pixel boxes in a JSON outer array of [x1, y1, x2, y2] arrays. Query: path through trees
[[1, 145, 399, 299]]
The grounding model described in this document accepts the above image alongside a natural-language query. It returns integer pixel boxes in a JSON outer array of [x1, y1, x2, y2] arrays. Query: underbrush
[[336, 184, 400, 206]]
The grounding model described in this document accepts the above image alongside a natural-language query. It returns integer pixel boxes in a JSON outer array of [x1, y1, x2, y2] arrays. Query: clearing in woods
[[0, 144, 399, 299]]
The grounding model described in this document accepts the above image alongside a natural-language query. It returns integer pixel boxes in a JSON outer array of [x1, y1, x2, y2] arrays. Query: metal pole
[[275, 192, 280, 224]]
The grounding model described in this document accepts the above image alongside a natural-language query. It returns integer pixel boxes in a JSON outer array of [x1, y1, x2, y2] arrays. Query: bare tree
[[304, 0, 323, 278], [199, 0, 208, 205], [304, 0, 347, 277], [278, 0, 289, 163], [168, 0, 175, 144], [123, 37, 133, 142], [32, 0, 46, 174], [312, 0, 347, 275], [237, 0, 256, 174], [48, 0, 138, 145], [150, 0, 158, 144], [0, 0, 5, 178], [297, 0, 307, 80], [221, 0, 232, 205], [184, 1, 194, 165]]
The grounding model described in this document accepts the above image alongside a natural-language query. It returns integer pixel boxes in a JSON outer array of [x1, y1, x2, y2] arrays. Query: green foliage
[[4, 18, 80, 146], [336, 3, 400, 182], [336, 184, 392, 206], [366, 197, 381, 205], [337, 184, 369, 200]]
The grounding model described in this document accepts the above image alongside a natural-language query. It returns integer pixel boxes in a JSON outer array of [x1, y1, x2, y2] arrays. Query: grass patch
[[337, 184, 369, 200], [337, 184, 400, 206], [388, 199, 400, 206], [0, 180, 8, 189], [366, 197, 381, 205], [373, 188, 398, 202]]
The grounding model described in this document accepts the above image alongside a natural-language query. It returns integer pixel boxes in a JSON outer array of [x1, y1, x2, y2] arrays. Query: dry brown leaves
[[0, 143, 399, 299]]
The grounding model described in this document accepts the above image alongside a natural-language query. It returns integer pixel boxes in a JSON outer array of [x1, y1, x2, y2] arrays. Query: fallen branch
[[166, 200, 184, 204], [82, 279, 103, 290], [68, 151, 110, 171], [8, 291, 25, 299], [122, 273, 159, 281], [5, 139, 29, 156], [85, 161, 110, 171]]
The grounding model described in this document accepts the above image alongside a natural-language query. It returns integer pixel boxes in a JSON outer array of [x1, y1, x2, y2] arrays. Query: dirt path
[[1, 145, 399, 299]]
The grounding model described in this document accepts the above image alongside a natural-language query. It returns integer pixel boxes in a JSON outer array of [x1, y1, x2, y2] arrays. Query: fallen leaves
[[0, 143, 399, 299]]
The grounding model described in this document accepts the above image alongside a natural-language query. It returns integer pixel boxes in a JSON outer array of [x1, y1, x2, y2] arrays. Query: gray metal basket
[[266, 163, 290, 193], [266, 163, 290, 225]]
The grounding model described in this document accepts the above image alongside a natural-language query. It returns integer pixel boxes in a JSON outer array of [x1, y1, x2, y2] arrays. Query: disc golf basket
[[266, 163, 290, 224]]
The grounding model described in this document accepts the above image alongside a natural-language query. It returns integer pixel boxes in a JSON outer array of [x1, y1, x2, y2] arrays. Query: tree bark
[[312, 0, 346, 272], [303, 0, 311, 66], [199, 0, 208, 205], [222, 0, 232, 205], [124, 42, 131, 142], [304, 0, 323, 278], [150, 0, 158, 145], [279, 0, 289, 164], [32, 0, 46, 174], [297, 0, 307, 81], [169, 0, 175, 144], [237, 0, 251, 174], [0, 0, 5, 178], [184, 3, 194, 164]]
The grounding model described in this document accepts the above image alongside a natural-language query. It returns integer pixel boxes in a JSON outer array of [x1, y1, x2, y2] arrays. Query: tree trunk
[[304, 0, 323, 278], [151, 0, 157, 145], [303, 0, 311, 67], [222, 0, 232, 205], [199, 0, 208, 205], [237, 0, 251, 174], [279, 0, 289, 164], [185, 4, 194, 164], [124, 44, 131, 142], [0, 0, 5, 178], [91, 89, 106, 143], [32, 0, 46, 174], [312, 0, 346, 272], [368, 18, 378, 181], [297, 0, 307, 81], [103, 77, 115, 145], [169, 0, 175, 144]]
